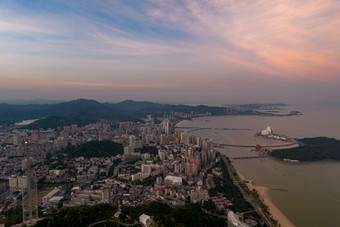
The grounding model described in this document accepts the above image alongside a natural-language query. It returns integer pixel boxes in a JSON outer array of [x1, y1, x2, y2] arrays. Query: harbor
[[179, 106, 340, 227]]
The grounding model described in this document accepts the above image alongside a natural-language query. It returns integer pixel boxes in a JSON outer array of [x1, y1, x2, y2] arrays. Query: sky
[[1, 0, 340, 105]]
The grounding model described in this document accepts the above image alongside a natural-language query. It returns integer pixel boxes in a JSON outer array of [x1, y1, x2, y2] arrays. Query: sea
[[179, 104, 340, 227]]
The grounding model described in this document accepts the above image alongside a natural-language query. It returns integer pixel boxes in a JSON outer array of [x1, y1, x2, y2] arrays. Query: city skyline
[[1, 0, 340, 105]]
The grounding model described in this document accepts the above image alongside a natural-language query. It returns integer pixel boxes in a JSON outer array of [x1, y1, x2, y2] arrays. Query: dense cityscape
[[1, 0, 340, 226], [0, 107, 277, 227]]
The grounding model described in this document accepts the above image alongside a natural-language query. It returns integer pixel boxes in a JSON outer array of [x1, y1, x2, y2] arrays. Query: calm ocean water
[[180, 105, 340, 227]]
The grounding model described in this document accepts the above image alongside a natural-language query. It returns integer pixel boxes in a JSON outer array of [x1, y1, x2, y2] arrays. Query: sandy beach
[[175, 119, 188, 127], [175, 115, 211, 128], [248, 185, 295, 227]]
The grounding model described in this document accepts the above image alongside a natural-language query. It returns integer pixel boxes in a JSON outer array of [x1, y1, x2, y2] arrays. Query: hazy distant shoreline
[[175, 116, 208, 127], [14, 119, 39, 126]]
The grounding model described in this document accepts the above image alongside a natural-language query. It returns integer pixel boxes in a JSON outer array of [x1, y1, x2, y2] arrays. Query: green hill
[[271, 137, 340, 162], [24, 112, 98, 130], [65, 140, 124, 158]]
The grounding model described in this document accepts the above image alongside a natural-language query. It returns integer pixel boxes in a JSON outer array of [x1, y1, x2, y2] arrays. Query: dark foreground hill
[[34, 202, 225, 227]]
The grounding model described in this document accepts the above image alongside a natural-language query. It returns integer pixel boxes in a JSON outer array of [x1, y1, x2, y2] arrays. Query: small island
[[271, 137, 340, 162]]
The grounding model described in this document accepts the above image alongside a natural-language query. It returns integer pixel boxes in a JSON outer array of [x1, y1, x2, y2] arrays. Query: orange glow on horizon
[[61, 81, 171, 88]]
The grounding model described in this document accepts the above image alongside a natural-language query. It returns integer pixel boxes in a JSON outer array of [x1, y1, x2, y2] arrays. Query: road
[[222, 157, 273, 227], [88, 219, 138, 227], [201, 208, 228, 219], [217, 142, 298, 148]]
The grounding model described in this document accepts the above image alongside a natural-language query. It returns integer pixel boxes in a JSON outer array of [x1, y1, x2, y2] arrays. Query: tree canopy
[[271, 137, 340, 162], [35, 204, 115, 227], [64, 140, 124, 158]]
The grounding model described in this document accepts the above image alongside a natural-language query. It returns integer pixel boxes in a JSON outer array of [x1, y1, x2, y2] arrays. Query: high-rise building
[[166, 121, 170, 135], [196, 137, 202, 148], [174, 163, 182, 173], [163, 119, 171, 135], [208, 150, 216, 162], [190, 163, 198, 175], [194, 157, 201, 171], [201, 150, 208, 168], [188, 147, 194, 156], [160, 134, 167, 145], [185, 157, 199, 176], [129, 135, 135, 147], [181, 132, 188, 144], [145, 134, 151, 144], [185, 162, 191, 175], [174, 130, 182, 140], [202, 140, 214, 152], [158, 150, 166, 161], [189, 135, 196, 145]]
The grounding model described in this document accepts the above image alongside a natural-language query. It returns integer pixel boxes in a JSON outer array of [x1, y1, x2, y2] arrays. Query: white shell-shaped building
[[261, 130, 269, 136], [266, 126, 273, 134]]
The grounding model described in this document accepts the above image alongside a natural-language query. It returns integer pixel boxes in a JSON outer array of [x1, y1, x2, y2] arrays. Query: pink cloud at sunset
[[0, 0, 340, 103], [148, 0, 340, 80], [0, 78, 170, 89]]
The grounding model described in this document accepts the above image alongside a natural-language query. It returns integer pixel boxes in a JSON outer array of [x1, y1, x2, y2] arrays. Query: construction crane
[[22, 141, 39, 226], [240, 209, 259, 222]]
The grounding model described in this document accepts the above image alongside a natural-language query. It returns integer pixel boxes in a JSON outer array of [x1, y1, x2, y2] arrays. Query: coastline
[[248, 185, 295, 227], [175, 115, 212, 128], [269, 155, 340, 165], [175, 119, 188, 127], [180, 112, 340, 227]]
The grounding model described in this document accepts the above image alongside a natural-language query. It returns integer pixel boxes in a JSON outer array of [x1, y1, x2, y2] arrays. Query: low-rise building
[[164, 176, 182, 186]]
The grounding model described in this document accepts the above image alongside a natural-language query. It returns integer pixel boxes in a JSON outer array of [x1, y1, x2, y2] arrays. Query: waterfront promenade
[[222, 157, 273, 227]]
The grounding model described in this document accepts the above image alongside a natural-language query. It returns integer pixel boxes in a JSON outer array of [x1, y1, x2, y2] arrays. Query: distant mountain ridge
[[0, 99, 289, 129], [48, 99, 109, 116], [0, 99, 64, 105], [0, 99, 216, 127]]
